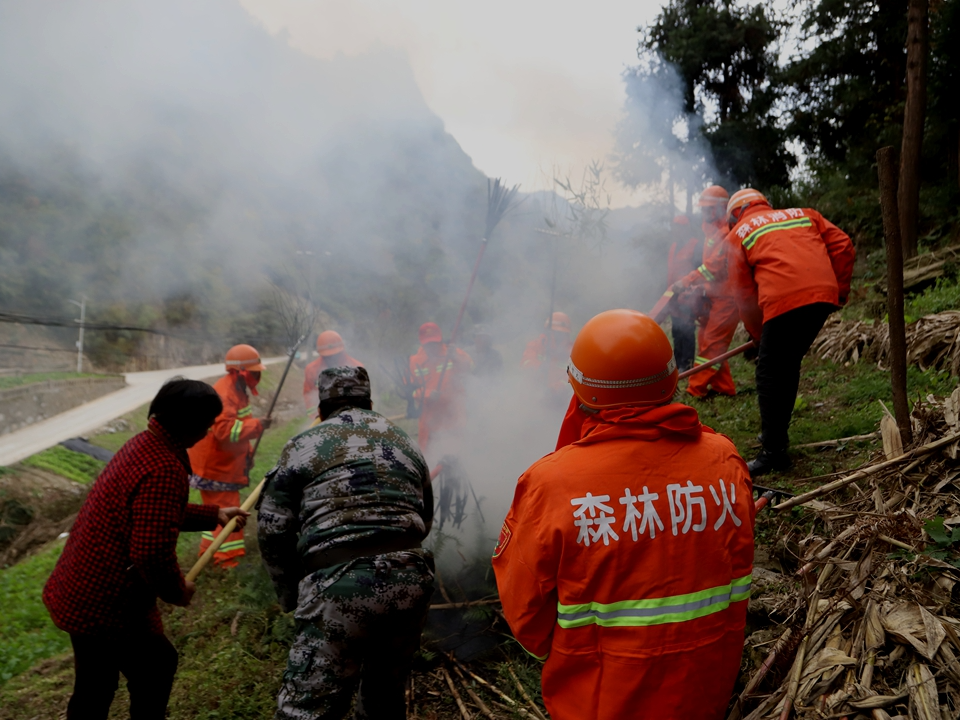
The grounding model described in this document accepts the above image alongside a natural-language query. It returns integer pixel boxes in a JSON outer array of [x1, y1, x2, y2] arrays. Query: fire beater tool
[[430, 178, 520, 406], [676, 340, 756, 380], [754, 484, 794, 513], [186, 334, 305, 582]]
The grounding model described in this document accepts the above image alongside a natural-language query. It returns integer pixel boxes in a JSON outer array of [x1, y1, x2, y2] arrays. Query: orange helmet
[[726, 188, 769, 225], [316, 330, 345, 357], [567, 309, 677, 409], [225, 344, 266, 372], [545, 311, 571, 333], [698, 185, 729, 207], [419, 322, 443, 344]]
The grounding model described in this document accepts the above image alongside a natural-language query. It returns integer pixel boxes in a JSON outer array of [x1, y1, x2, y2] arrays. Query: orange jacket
[[728, 205, 855, 336], [494, 403, 754, 720], [303, 354, 363, 409], [676, 221, 739, 298], [667, 236, 699, 285], [521, 333, 573, 393], [700, 218, 736, 297], [188, 373, 262, 485]]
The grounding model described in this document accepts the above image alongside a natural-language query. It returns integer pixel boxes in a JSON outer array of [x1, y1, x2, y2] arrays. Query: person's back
[[259, 366, 434, 720], [262, 406, 430, 569], [494, 309, 754, 720], [731, 204, 854, 325], [502, 416, 752, 719]]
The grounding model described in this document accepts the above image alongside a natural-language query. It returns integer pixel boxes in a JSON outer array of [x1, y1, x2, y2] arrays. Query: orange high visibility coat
[[188, 373, 262, 485], [728, 205, 855, 337], [494, 403, 754, 720], [409, 344, 473, 455], [699, 218, 736, 298], [302, 354, 363, 410], [521, 333, 573, 393]]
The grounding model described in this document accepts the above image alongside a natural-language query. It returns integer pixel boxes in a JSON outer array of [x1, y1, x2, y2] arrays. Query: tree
[[899, 0, 930, 259], [641, 0, 791, 190]]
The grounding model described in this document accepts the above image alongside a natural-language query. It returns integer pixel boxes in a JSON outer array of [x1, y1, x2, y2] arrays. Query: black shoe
[[747, 448, 792, 478]]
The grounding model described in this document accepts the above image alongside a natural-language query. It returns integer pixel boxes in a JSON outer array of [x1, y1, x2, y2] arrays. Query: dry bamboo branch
[[775, 429, 960, 510], [430, 599, 501, 610], [506, 664, 548, 720], [442, 666, 473, 720], [779, 635, 808, 720], [794, 432, 880, 449], [448, 654, 519, 708], [452, 665, 499, 720]]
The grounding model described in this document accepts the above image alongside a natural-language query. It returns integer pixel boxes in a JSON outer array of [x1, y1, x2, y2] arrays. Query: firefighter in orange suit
[[302, 330, 363, 412], [683, 185, 739, 397], [492, 309, 754, 720], [521, 311, 574, 399], [722, 189, 855, 476], [188, 344, 270, 567], [409, 322, 472, 462]]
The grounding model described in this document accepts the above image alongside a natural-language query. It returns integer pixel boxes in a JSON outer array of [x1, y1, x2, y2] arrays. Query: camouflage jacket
[[258, 407, 432, 608]]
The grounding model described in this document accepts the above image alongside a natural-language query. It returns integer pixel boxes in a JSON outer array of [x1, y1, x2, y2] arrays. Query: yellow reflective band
[[230, 419, 243, 443], [694, 356, 709, 365], [556, 574, 751, 629], [202, 531, 216, 541], [237, 406, 252, 418], [218, 540, 245, 552], [698, 264, 715, 282], [742, 217, 812, 250]]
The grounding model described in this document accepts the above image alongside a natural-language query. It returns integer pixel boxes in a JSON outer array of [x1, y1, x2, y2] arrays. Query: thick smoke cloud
[[0, 0, 678, 559]]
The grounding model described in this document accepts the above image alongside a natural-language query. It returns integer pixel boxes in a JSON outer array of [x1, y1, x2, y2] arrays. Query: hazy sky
[[239, 0, 661, 207]]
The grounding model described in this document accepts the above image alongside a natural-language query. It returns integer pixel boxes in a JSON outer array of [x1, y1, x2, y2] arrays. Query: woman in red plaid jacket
[[43, 379, 250, 720]]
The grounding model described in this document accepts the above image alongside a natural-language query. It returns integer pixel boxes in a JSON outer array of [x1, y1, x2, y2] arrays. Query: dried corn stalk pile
[[733, 391, 960, 720], [812, 311, 960, 375]]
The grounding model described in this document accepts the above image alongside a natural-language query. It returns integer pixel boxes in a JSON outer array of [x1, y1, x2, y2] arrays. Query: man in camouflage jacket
[[258, 365, 435, 720]]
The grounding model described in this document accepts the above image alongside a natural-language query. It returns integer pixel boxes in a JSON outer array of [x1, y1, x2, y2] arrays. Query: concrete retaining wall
[[0, 376, 127, 436]]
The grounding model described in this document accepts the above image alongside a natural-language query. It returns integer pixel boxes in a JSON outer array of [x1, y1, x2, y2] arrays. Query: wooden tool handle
[[185, 476, 267, 582]]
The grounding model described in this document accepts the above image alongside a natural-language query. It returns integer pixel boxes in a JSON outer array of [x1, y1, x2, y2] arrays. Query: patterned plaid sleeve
[[129, 463, 189, 606], [182, 503, 221, 532]]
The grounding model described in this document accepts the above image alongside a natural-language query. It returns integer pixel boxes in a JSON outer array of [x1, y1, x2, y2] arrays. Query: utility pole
[[68, 296, 86, 373]]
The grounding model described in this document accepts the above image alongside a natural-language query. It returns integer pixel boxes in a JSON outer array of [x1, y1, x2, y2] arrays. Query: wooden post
[[877, 146, 913, 445], [898, 0, 929, 259]]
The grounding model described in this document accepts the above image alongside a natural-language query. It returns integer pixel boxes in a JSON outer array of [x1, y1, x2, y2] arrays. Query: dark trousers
[[756, 303, 834, 451], [671, 313, 697, 372], [67, 630, 178, 720]]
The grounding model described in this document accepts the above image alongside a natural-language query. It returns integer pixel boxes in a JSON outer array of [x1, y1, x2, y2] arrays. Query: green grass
[[0, 372, 103, 391], [0, 540, 69, 684], [905, 276, 960, 320], [21, 446, 106, 484], [685, 352, 957, 482]]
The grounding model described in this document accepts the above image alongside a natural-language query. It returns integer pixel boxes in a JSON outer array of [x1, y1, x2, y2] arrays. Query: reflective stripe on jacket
[[187, 373, 262, 485], [493, 403, 754, 720]]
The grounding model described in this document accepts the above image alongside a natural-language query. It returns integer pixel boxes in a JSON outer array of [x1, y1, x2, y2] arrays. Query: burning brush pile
[[812, 311, 960, 375], [734, 391, 960, 719]]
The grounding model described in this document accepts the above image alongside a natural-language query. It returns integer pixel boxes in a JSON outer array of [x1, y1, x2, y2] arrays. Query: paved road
[[0, 359, 284, 467]]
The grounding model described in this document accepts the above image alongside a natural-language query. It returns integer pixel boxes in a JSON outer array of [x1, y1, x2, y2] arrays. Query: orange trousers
[[197, 489, 245, 568], [687, 295, 739, 397]]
